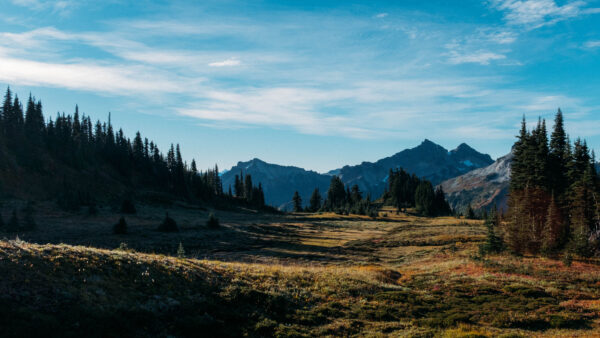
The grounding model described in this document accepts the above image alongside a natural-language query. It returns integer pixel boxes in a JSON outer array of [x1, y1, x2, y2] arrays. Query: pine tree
[[244, 174, 253, 202], [292, 191, 303, 212], [549, 109, 569, 198], [325, 176, 346, 210], [206, 213, 220, 229], [158, 213, 178, 232], [480, 208, 504, 255], [415, 181, 435, 216], [309, 188, 322, 212]]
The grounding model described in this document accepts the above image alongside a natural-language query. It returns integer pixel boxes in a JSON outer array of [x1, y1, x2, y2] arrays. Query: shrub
[[120, 199, 137, 214], [177, 242, 185, 258], [113, 217, 128, 234], [158, 213, 178, 232], [207, 213, 220, 229], [562, 252, 573, 267]]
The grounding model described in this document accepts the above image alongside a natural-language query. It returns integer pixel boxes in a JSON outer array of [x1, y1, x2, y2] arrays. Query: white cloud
[[10, 0, 76, 15], [490, 0, 599, 28], [448, 51, 506, 65], [375, 13, 388, 18], [487, 31, 517, 44], [0, 54, 194, 95], [208, 58, 241, 67], [585, 40, 600, 48]]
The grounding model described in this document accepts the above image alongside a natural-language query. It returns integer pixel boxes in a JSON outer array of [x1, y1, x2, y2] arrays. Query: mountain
[[440, 151, 513, 213], [330, 140, 494, 198], [221, 159, 332, 210], [223, 140, 494, 210]]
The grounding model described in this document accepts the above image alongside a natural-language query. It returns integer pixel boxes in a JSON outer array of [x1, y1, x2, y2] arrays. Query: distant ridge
[[222, 140, 494, 210], [440, 151, 513, 212]]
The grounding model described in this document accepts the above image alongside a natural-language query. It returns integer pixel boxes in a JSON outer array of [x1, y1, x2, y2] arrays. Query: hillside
[[223, 140, 493, 209], [2, 208, 600, 337], [440, 152, 513, 212], [221, 158, 331, 211]]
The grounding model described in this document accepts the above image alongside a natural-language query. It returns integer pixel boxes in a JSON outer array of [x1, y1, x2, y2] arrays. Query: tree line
[[294, 169, 451, 217], [506, 110, 600, 257], [0, 87, 266, 210], [383, 168, 451, 216]]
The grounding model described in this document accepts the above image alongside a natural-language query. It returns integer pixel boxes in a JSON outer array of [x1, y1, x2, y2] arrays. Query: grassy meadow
[[1, 205, 600, 337]]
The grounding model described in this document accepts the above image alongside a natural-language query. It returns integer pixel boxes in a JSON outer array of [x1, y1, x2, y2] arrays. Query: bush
[[206, 213, 220, 229], [158, 213, 178, 232], [562, 252, 573, 267], [113, 217, 128, 234], [177, 242, 185, 258], [120, 199, 136, 214]]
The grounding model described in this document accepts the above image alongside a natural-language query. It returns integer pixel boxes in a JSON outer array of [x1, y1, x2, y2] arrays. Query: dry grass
[[1, 203, 600, 336]]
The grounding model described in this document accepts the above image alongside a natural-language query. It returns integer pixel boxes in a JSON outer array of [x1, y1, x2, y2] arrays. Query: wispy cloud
[[489, 0, 600, 29], [448, 50, 506, 65], [374, 13, 388, 18], [208, 58, 241, 67], [10, 0, 76, 16], [585, 40, 600, 48]]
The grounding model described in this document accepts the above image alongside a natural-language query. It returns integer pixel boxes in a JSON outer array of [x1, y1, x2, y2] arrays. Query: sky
[[1, 0, 600, 172]]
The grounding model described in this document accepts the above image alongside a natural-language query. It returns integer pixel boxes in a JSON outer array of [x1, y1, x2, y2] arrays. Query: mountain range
[[222, 140, 495, 210]]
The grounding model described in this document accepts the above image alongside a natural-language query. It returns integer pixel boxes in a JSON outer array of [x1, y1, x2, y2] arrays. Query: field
[[2, 203, 600, 337]]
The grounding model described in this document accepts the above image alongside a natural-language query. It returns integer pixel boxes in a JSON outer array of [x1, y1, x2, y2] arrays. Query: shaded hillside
[[223, 140, 493, 209], [440, 152, 513, 212], [221, 158, 331, 210]]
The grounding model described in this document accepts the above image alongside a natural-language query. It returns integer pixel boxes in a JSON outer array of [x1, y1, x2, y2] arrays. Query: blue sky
[[1, 0, 600, 172]]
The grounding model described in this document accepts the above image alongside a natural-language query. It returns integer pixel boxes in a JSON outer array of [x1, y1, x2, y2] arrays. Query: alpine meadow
[[2, 1, 600, 337]]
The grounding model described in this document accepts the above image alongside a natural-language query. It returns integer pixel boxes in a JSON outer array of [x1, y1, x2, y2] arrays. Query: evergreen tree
[[325, 176, 346, 210], [549, 109, 569, 197], [415, 181, 435, 216], [207, 212, 220, 229], [158, 213, 178, 232], [292, 191, 303, 212], [480, 209, 504, 255], [244, 174, 253, 202], [309, 188, 322, 212]]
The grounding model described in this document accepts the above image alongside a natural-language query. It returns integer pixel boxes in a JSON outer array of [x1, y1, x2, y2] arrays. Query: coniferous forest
[[0, 87, 266, 211], [506, 110, 600, 257]]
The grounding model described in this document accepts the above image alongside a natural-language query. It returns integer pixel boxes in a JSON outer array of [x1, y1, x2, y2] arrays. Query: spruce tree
[[415, 181, 435, 216], [292, 191, 303, 212], [309, 188, 322, 212]]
